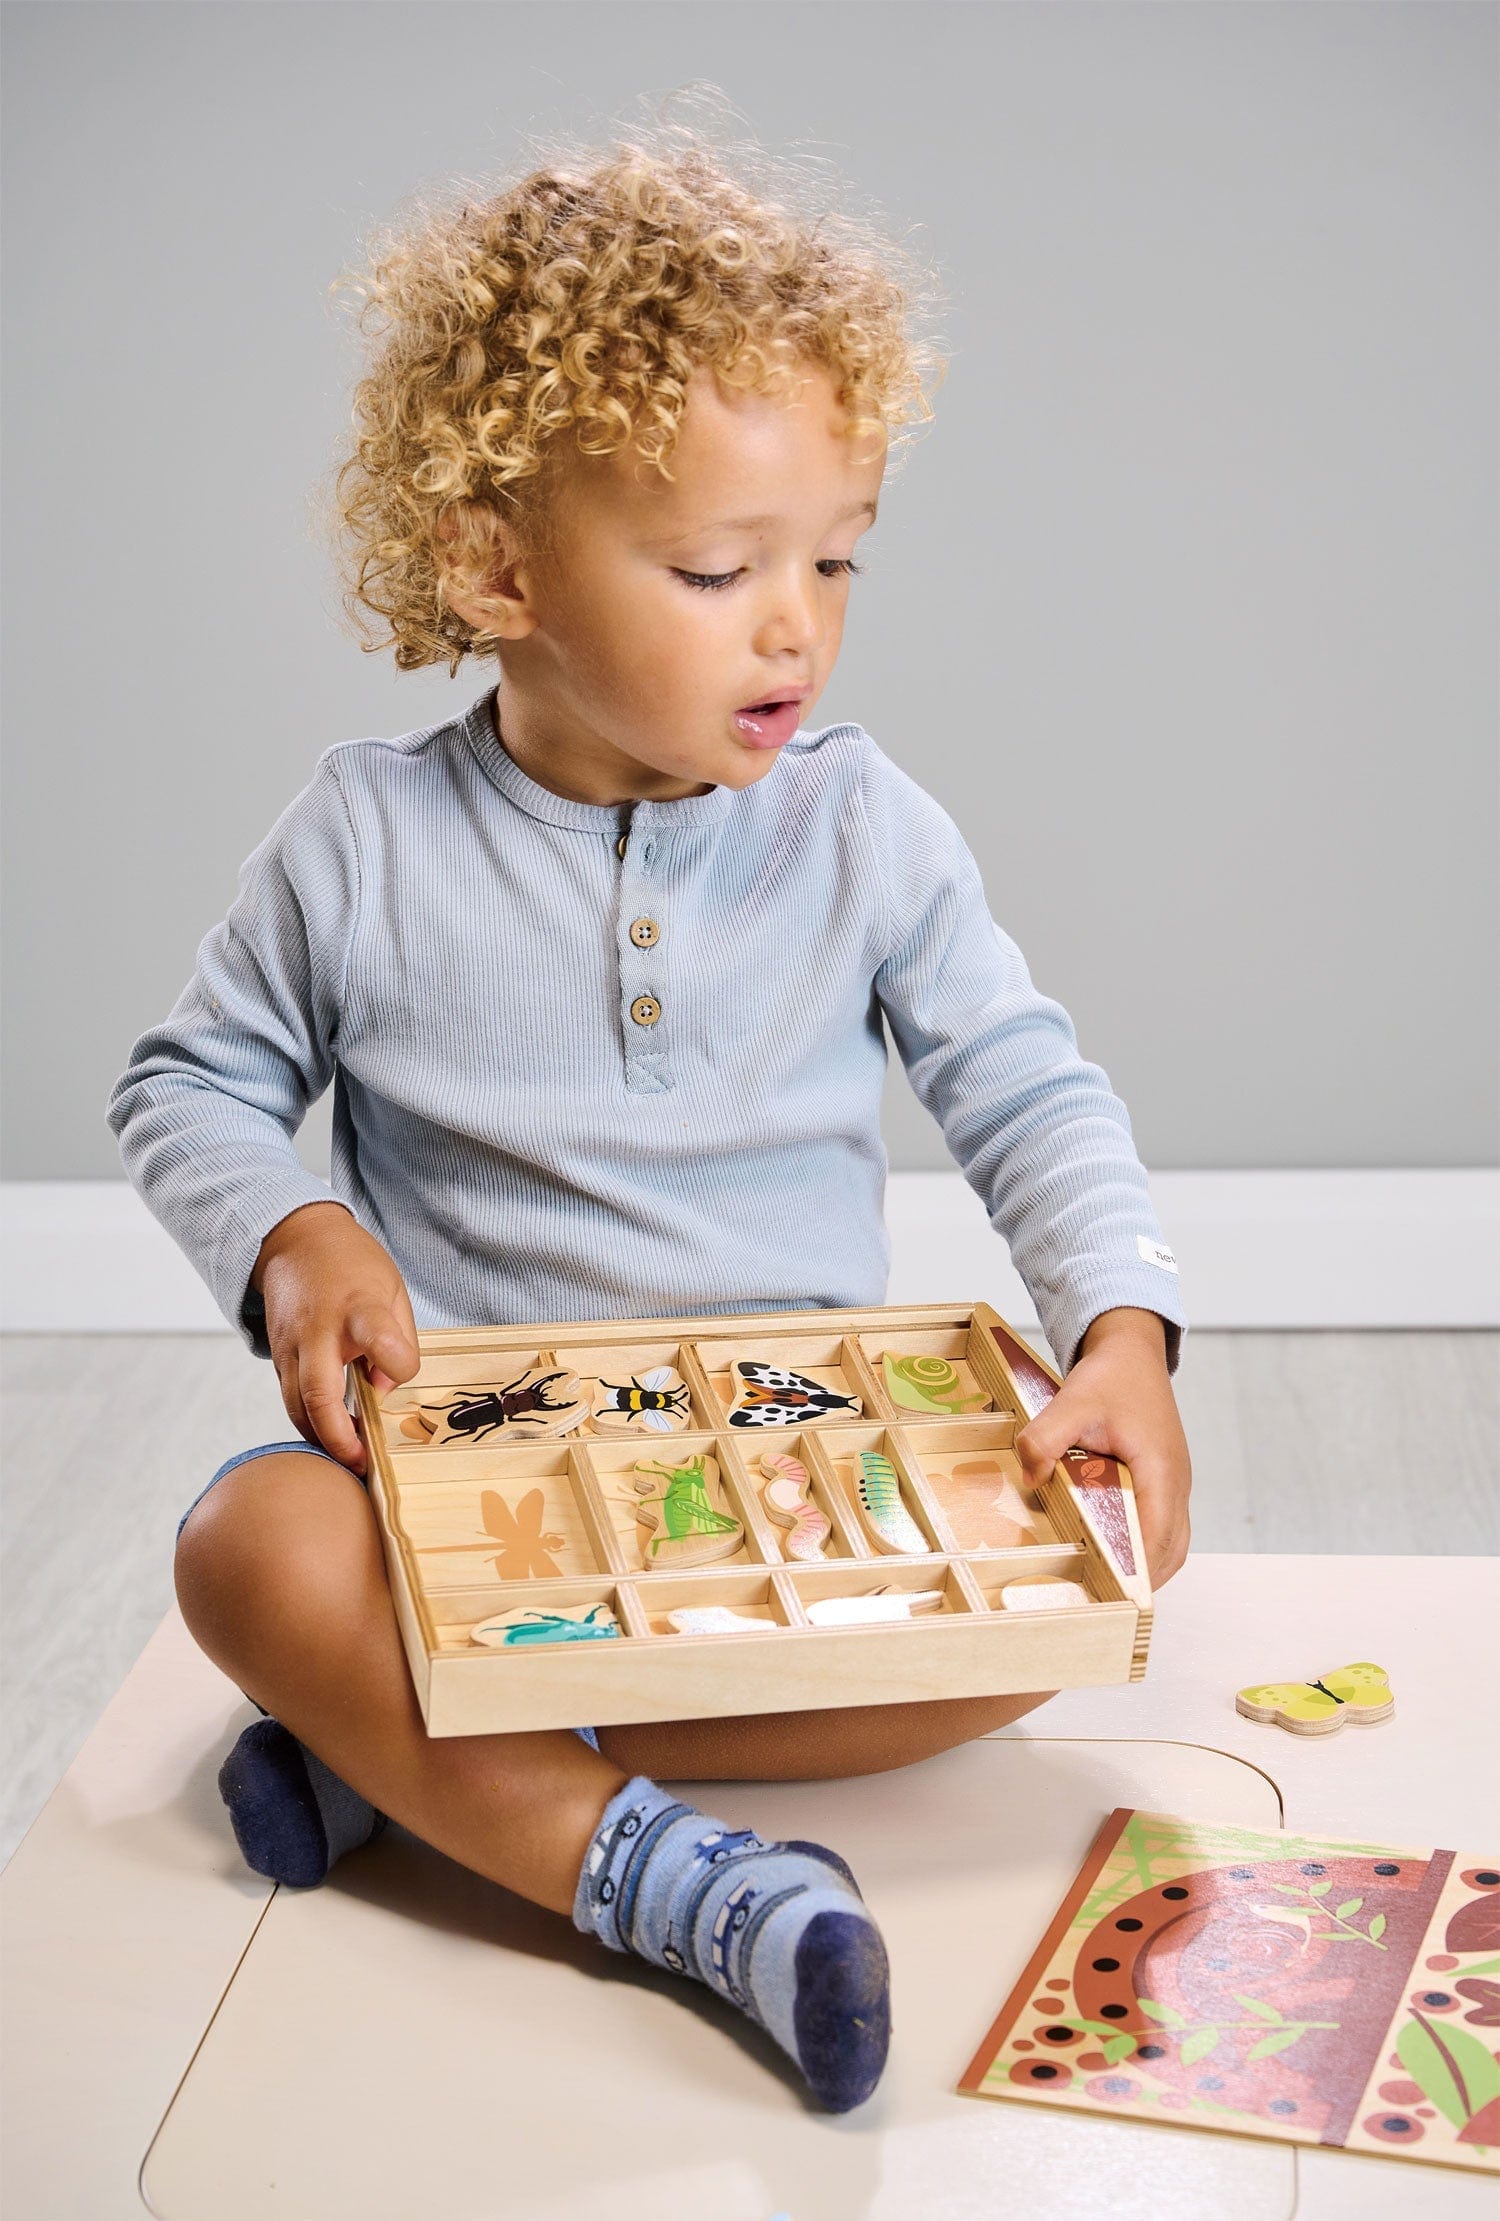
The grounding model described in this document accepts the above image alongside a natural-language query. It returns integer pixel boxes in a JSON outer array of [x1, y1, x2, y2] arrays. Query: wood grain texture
[[3, 1331, 1496, 1859]]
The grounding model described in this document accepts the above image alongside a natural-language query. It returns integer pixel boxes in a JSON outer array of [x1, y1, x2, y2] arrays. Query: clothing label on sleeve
[[1137, 1235, 1178, 1273]]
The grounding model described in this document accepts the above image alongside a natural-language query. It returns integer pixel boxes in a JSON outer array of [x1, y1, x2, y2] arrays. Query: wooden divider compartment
[[577, 1432, 771, 1572], [429, 1575, 639, 1653], [630, 1569, 803, 1638], [961, 1545, 1101, 1612], [855, 1321, 1007, 1421], [719, 1429, 871, 1563], [351, 1299, 1154, 1735], [546, 1339, 715, 1436], [812, 1424, 952, 1555], [382, 1441, 613, 1589], [895, 1418, 1053, 1555], [787, 1558, 976, 1621], [689, 1333, 878, 1429], [375, 1347, 559, 1453]]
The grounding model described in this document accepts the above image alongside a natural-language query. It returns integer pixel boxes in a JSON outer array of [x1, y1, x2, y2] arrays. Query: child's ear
[[435, 501, 536, 638]]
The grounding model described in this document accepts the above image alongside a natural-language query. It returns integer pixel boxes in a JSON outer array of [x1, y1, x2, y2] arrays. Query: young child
[[106, 118, 1190, 2116]]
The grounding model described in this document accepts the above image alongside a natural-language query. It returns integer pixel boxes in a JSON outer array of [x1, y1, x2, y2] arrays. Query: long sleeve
[[104, 753, 359, 1357], [859, 743, 1187, 1376]]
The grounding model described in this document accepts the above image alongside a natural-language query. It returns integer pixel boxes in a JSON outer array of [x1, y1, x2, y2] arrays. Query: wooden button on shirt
[[629, 917, 661, 948], [102, 681, 1188, 1379]]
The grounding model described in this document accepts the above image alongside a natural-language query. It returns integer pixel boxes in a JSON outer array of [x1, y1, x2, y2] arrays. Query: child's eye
[[673, 559, 867, 594]]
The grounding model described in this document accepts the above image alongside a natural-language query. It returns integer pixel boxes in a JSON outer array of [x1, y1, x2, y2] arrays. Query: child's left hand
[[1013, 1307, 1191, 1588]]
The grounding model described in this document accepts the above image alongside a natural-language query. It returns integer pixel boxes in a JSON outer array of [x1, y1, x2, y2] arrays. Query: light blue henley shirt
[[105, 686, 1187, 1375]]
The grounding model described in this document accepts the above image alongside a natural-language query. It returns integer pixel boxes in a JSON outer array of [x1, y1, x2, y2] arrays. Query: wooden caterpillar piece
[[853, 1451, 930, 1555], [758, 1451, 831, 1562]]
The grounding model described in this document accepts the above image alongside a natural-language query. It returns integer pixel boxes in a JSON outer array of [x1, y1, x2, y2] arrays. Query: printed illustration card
[[958, 1808, 1500, 2173]]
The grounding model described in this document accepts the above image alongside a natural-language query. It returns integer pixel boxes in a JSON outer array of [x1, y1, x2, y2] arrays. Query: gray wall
[[4, 1, 1495, 1180]]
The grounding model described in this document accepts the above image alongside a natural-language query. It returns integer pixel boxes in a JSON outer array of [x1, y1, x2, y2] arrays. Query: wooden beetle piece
[[412, 1367, 590, 1444]]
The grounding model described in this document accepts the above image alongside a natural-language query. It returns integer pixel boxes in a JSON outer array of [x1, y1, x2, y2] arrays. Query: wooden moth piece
[[726, 1360, 862, 1428], [852, 1451, 930, 1555], [1235, 1661, 1395, 1736], [469, 1602, 620, 1648], [882, 1352, 992, 1415], [758, 1450, 831, 1562], [589, 1365, 693, 1435], [631, 1453, 744, 1569], [409, 1367, 591, 1444]]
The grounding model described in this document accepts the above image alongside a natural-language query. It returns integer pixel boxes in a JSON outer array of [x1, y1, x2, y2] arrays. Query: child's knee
[[174, 1450, 371, 1639]]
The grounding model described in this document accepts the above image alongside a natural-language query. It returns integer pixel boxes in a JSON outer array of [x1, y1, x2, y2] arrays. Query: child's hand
[[1013, 1307, 1191, 1588], [249, 1201, 421, 1475]]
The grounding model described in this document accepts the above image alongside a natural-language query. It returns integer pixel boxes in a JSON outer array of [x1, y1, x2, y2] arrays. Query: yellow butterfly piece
[[1235, 1660, 1395, 1736]]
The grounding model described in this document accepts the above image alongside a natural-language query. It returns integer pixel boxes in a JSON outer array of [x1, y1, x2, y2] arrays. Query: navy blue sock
[[217, 1719, 386, 1887], [573, 1776, 891, 2112]]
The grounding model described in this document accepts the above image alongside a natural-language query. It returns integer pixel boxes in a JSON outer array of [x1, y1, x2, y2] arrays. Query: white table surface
[[2, 1555, 1495, 2219]]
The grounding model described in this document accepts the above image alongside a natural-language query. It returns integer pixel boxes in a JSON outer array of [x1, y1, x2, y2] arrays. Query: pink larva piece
[[758, 1451, 832, 1562]]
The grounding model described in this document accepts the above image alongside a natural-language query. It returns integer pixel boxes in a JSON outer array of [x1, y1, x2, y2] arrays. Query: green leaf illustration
[[1247, 2027, 1307, 2063], [1179, 2026, 1219, 2066], [1455, 1955, 1500, 1980], [1398, 2014, 1500, 2129], [1233, 1994, 1284, 2024], [1103, 2035, 1137, 2065], [1308, 1879, 1331, 1896], [1369, 1913, 1386, 1940], [1334, 1899, 1363, 1918], [1137, 1997, 1185, 2028]]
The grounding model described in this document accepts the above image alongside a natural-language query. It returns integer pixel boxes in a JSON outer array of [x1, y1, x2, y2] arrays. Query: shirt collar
[[462, 686, 736, 833]]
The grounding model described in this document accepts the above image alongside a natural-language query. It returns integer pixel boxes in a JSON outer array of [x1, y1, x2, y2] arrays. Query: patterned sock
[[217, 1719, 386, 1888], [217, 1718, 600, 1887], [572, 1775, 891, 2112]]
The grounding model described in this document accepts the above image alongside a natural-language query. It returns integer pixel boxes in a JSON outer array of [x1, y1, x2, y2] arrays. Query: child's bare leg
[[175, 1447, 896, 2109], [174, 1450, 623, 1912], [601, 1688, 1054, 1785]]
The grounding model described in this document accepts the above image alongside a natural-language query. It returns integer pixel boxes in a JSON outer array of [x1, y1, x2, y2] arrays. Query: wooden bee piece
[[589, 1365, 692, 1435]]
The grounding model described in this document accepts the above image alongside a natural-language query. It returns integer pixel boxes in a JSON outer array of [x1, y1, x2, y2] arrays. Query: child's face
[[462, 362, 886, 804]]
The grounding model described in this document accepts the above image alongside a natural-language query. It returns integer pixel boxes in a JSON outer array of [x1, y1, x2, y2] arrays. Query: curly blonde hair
[[312, 85, 952, 674]]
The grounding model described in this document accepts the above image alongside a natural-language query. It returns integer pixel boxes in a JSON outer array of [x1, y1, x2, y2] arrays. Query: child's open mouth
[[732, 699, 801, 748]]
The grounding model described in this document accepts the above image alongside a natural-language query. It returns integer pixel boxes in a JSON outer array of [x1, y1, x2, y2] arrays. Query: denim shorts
[[177, 1438, 599, 1750]]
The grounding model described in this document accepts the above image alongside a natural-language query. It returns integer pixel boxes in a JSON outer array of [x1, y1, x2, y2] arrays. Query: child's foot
[[217, 1718, 386, 1887], [572, 1776, 891, 2112]]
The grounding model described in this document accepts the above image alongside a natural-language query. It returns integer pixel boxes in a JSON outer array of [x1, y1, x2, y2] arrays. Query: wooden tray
[[348, 1301, 1152, 1736]]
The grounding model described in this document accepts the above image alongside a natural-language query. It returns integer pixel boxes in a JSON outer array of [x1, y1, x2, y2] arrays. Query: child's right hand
[[249, 1201, 421, 1475]]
